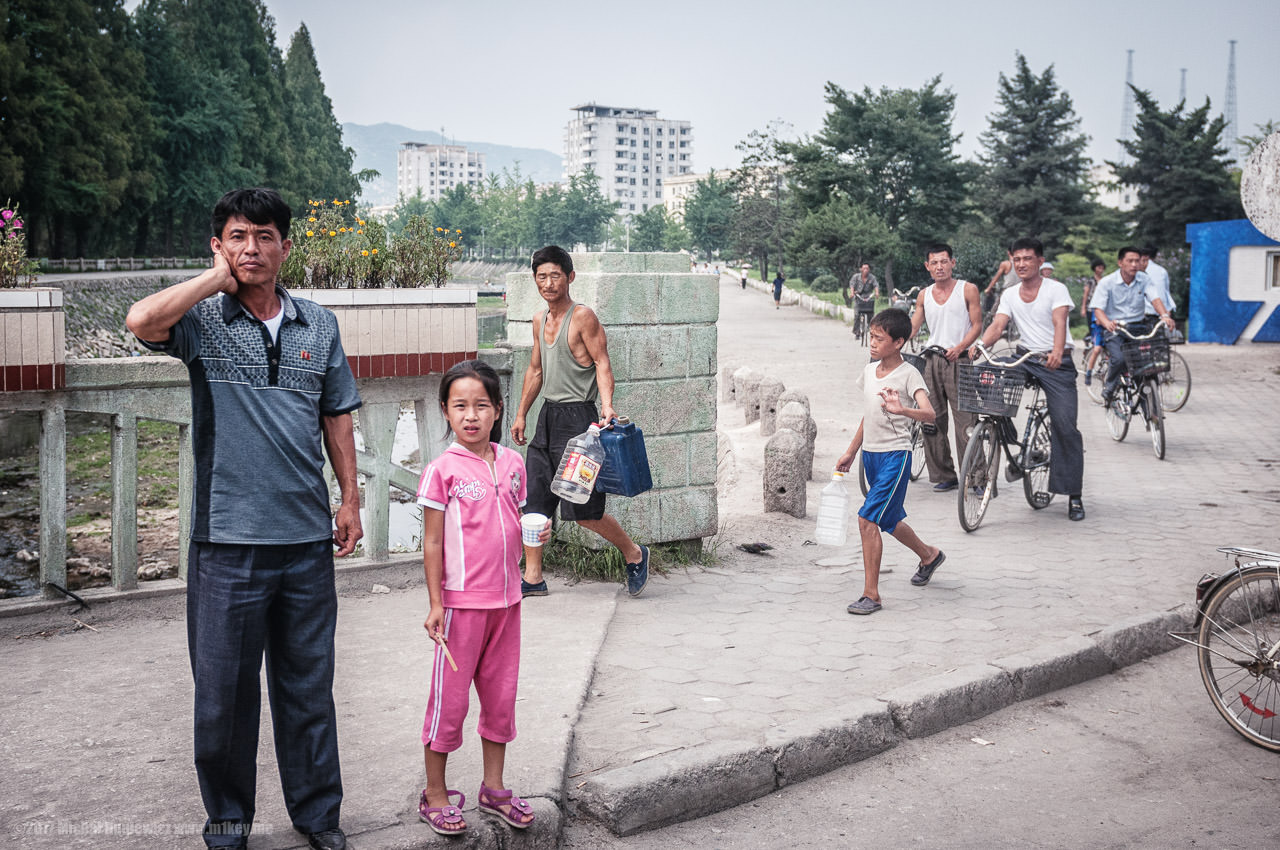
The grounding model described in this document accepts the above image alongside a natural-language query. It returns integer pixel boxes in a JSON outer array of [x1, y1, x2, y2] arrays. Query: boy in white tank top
[[909, 243, 984, 491]]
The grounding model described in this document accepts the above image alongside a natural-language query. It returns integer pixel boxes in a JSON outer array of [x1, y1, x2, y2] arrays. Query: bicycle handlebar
[[1112, 321, 1167, 341], [891, 287, 920, 299], [970, 341, 1044, 367]]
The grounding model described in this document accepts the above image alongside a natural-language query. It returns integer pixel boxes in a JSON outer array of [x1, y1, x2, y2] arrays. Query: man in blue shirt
[[1088, 245, 1176, 403], [1140, 245, 1176, 320], [126, 188, 361, 850]]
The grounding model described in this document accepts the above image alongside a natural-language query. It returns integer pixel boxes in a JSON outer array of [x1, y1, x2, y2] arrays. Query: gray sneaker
[[847, 595, 882, 615], [625, 545, 650, 597], [911, 550, 946, 586]]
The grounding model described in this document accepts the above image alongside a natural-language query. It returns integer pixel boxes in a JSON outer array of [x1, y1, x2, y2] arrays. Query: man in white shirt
[[1139, 245, 1175, 320], [977, 237, 1086, 522], [909, 243, 983, 491]]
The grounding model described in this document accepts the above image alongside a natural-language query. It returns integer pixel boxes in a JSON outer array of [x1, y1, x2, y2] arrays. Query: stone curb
[[569, 605, 1193, 836]]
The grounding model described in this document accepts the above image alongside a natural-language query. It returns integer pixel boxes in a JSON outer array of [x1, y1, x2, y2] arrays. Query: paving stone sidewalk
[[563, 273, 1280, 834]]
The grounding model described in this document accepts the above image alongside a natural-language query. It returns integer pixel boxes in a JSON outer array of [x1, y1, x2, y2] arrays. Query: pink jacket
[[416, 443, 526, 609]]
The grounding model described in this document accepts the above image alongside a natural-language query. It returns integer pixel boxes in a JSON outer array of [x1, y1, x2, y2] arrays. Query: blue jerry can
[[596, 417, 653, 497]]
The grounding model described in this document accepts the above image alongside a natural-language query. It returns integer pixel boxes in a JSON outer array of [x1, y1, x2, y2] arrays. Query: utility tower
[[1118, 49, 1136, 163], [1224, 40, 1239, 163], [1179, 68, 1187, 103]]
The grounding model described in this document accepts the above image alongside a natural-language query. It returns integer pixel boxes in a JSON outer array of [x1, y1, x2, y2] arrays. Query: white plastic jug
[[550, 423, 605, 504], [814, 471, 850, 546]]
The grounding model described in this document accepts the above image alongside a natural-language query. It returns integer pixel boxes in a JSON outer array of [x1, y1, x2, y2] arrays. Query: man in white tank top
[[908, 243, 984, 490]]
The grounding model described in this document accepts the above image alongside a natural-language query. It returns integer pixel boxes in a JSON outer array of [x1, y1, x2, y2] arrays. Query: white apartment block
[[397, 143, 486, 202], [564, 103, 693, 216], [661, 171, 704, 221]]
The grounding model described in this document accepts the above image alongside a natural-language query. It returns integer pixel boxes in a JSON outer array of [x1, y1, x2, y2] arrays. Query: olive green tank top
[[540, 303, 599, 404]]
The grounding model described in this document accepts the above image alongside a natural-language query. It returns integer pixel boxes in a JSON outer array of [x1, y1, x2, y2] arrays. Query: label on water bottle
[[559, 451, 601, 487]]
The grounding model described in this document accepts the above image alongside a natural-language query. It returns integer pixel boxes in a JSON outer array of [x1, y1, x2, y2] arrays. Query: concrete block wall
[[506, 252, 718, 546]]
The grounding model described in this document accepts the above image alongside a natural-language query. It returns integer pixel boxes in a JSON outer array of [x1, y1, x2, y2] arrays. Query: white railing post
[[111, 413, 139, 590], [38, 406, 67, 596]]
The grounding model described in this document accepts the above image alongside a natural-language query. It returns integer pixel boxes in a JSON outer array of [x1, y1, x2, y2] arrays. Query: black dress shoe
[[1068, 498, 1085, 521], [308, 828, 348, 850]]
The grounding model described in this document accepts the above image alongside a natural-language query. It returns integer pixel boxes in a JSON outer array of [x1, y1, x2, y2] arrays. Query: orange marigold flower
[[306, 230, 314, 237], [372, 248, 379, 254], [455, 229, 461, 234], [362, 250, 370, 256], [449, 241, 456, 248], [357, 229, 364, 234], [329, 230, 336, 237]]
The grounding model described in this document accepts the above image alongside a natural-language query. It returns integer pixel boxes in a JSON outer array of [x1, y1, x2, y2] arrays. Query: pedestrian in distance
[[125, 188, 361, 850], [740, 264, 749, 290], [836, 308, 946, 615], [511, 246, 650, 598], [908, 243, 984, 492], [415, 360, 547, 837], [977, 237, 1088, 522], [773, 270, 785, 309]]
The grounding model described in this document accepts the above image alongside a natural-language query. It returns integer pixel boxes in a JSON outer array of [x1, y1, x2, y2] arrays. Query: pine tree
[[283, 24, 357, 209], [977, 54, 1090, 252], [1112, 88, 1244, 249]]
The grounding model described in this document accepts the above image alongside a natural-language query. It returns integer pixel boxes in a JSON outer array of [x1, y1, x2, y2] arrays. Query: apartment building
[[397, 143, 486, 202], [564, 103, 693, 216]]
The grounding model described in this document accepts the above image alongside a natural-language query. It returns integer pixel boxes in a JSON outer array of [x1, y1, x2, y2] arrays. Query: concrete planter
[[290, 287, 478, 378], [0, 288, 65, 391]]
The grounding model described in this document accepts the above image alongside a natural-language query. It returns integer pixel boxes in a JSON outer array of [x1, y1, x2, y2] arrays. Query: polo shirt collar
[[220, 285, 307, 326]]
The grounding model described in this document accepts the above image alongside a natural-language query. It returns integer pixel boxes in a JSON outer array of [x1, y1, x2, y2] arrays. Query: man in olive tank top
[[511, 245, 650, 598]]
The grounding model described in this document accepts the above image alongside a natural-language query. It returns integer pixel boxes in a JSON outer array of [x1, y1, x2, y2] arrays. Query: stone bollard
[[778, 389, 810, 416], [758, 377, 787, 437], [763, 427, 808, 517], [734, 368, 764, 424], [777, 400, 818, 481], [720, 363, 739, 403]]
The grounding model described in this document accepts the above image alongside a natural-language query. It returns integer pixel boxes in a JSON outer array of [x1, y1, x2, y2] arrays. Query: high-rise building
[[397, 143, 486, 202], [564, 104, 693, 216]]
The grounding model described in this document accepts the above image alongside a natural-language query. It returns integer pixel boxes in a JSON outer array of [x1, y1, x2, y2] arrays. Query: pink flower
[[12, 219, 21, 229], [1, 210, 13, 221]]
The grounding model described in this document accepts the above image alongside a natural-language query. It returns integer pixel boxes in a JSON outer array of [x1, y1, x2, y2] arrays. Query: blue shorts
[[859, 449, 911, 533], [1089, 318, 1104, 347]]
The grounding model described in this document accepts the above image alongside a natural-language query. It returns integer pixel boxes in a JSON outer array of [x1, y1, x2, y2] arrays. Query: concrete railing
[[0, 351, 514, 606]]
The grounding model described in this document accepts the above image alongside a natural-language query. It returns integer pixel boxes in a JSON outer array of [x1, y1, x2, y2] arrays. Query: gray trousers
[[920, 353, 976, 484], [1020, 352, 1085, 497]]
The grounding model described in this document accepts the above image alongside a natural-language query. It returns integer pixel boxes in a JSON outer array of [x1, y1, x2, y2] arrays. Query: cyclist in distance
[[975, 237, 1087, 522], [849, 263, 880, 335], [1088, 246, 1176, 405]]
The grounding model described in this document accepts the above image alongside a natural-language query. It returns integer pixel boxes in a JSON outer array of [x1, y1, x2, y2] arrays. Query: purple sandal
[[477, 781, 535, 828], [419, 788, 467, 836]]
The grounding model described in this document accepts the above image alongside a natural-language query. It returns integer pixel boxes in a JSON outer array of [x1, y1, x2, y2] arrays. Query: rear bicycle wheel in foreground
[[958, 420, 998, 532], [1160, 350, 1191, 412], [1197, 566, 1280, 752]]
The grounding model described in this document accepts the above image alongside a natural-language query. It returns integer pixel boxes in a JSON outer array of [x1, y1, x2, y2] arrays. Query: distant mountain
[[343, 122, 563, 206]]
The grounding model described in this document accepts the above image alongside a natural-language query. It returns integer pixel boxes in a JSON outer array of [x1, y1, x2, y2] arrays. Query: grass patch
[[539, 532, 719, 584], [65, 418, 182, 509], [477, 295, 507, 310]]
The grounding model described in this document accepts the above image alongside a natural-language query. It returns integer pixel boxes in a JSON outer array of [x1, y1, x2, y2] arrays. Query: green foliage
[[682, 169, 735, 256], [976, 54, 1090, 252], [1112, 88, 1243, 250], [628, 205, 686, 252], [949, 236, 1007, 286], [1238, 120, 1280, 156], [391, 215, 464, 288], [788, 195, 899, 301], [809, 273, 840, 293], [282, 24, 358, 208]]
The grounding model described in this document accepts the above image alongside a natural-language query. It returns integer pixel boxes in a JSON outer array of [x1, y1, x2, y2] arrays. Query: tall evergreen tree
[[1111, 88, 1243, 250], [682, 170, 735, 257], [283, 24, 357, 208], [977, 54, 1090, 252]]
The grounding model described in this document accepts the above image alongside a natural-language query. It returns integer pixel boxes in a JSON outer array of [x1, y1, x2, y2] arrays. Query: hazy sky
[[145, 0, 1280, 171]]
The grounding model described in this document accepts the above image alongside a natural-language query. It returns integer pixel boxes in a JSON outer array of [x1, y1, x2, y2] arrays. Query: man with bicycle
[[976, 237, 1086, 522], [849, 263, 879, 337], [1088, 246, 1176, 406], [909, 243, 983, 492]]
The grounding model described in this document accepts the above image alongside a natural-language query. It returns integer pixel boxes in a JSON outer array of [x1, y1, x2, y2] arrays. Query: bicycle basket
[[957, 361, 1025, 416], [1121, 334, 1170, 378], [902, 353, 925, 373]]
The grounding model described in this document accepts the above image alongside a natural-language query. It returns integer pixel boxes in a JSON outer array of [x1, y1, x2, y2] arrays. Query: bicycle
[[851, 291, 876, 346], [1101, 322, 1169, 460], [890, 287, 927, 352], [1159, 328, 1192, 412], [1169, 546, 1280, 751], [954, 344, 1054, 533], [856, 350, 929, 494]]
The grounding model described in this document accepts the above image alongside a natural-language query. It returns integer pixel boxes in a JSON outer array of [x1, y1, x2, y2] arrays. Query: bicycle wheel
[[958, 420, 999, 533], [1197, 565, 1280, 752], [1104, 389, 1130, 441], [909, 424, 926, 481], [1143, 382, 1165, 460], [1085, 349, 1109, 405], [1021, 412, 1054, 509], [1160, 350, 1191, 412], [856, 450, 869, 496]]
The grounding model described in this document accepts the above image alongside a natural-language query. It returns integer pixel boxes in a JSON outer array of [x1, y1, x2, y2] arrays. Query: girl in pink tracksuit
[[414, 360, 547, 836]]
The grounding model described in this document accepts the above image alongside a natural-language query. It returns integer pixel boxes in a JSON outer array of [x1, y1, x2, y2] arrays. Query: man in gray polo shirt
[[126, 188, 361, 850]]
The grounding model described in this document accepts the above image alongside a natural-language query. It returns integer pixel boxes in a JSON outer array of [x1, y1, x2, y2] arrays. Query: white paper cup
[[521, 513, 549, 547]]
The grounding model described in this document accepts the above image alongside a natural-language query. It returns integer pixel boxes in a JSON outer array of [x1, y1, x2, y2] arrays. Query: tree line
[[2, 0, 358, 259]]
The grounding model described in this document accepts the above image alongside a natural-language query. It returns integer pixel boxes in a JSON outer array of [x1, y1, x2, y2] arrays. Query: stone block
[[765, 699, 898, 787], [778, 389, 810, 415], [571, 251, 645, 274], [688, 431, 719, 487], [591, 273, 660, 325], [644, 434, 690, 489], [1091, 607, 1193, 670], [992, 635, 1115, 701], [614, 377, 716, 436], [882, 663, 1017, 739], [757, 377, 787, 437], [763, 428, 808, 518], [622, 325, 691, 381], [643, 252, 693, 273], [687, 324, 717, 377], [507, 320, 533, 348], [736, 369, 764, 424], [657, 274, 719, 324], [505, 269, 541, 320], [574, 741, 776, 836], [776, 401, 817, 480], [658, 486, 718, 540], [720, 363, 739, 403]]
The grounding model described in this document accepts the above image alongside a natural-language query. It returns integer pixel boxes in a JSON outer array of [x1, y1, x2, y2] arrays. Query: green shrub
[[810, 273, 841, 293]]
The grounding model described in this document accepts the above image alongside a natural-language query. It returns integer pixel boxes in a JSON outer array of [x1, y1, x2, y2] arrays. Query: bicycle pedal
[[1005, 464, 1024, 482]]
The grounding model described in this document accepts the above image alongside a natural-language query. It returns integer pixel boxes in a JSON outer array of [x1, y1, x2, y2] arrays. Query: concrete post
[[110, 413, 139, 590], [357, 401, 400, 562], [38, 406, 66, 596], [763, 428, 808, 517], [758, 377, 786, 437]]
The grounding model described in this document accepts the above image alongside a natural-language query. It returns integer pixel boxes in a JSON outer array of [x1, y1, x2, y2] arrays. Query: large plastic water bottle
[[550, 423, 605, 504], [814, 471, 850, 546]]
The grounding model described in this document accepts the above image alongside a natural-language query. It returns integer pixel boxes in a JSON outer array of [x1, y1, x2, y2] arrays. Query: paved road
[[563, 645, 1280, 849]]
